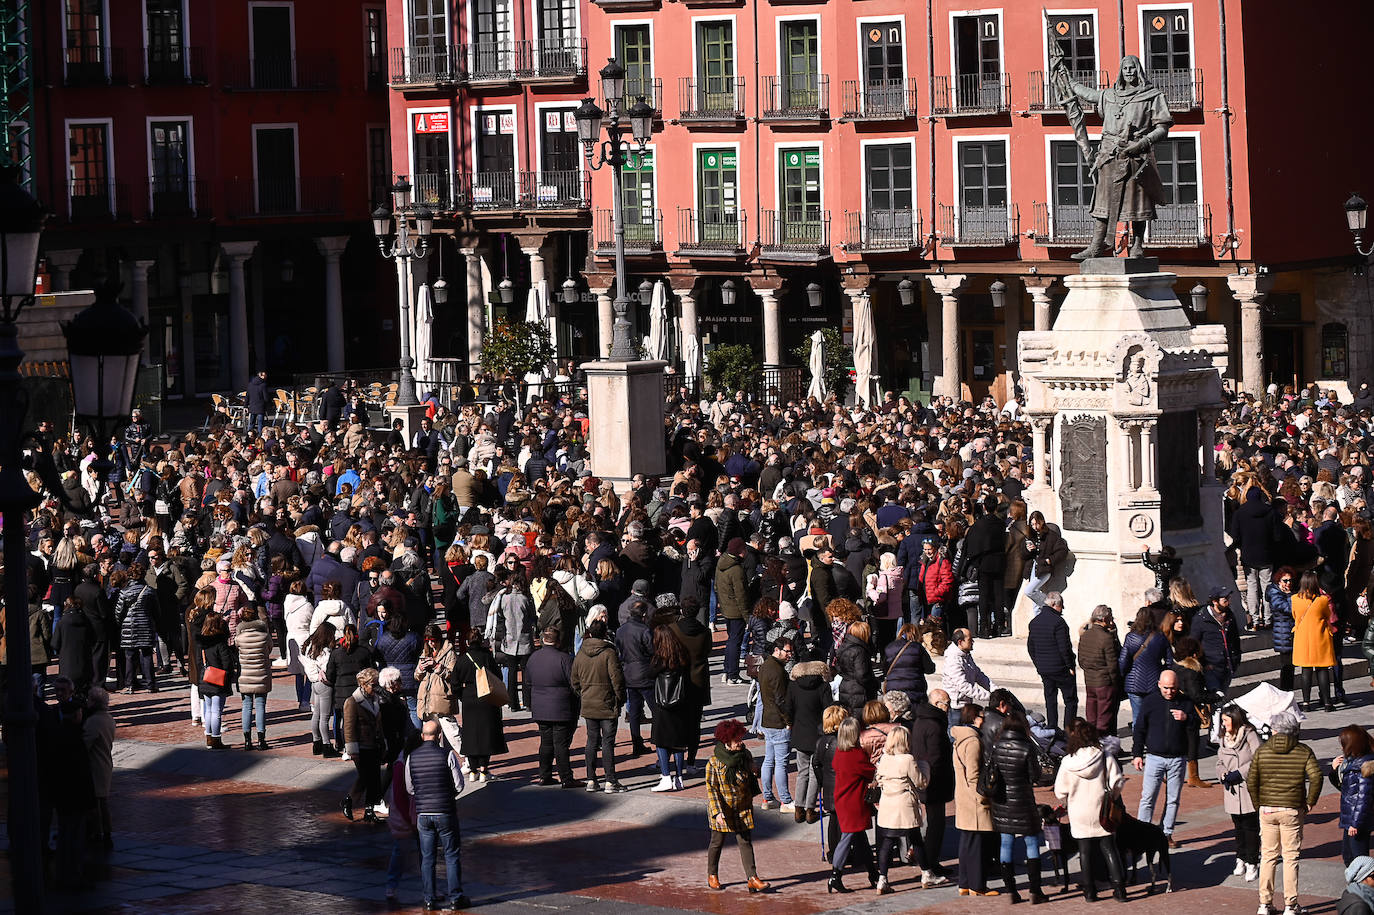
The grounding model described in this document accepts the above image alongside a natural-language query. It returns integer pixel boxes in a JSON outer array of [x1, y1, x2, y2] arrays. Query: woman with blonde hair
[[874, 725, 931, 894]]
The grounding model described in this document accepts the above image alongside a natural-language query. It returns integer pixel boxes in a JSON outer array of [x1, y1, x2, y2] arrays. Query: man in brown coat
[[1079, 604, 1123, 736]]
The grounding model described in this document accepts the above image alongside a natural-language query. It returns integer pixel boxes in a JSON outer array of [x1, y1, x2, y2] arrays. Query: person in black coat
[[526, 628, 578, 786], [52, 596, 96, 694], [881, 623, 935, 697], [451, 635, 508, 779], [614, 604, 655, 757], [1026, 593, 1077, 730], [1229, 487, 1280, 628], [989, 712, 1047, 903], [326, 626, 376, 753], [246, 370, 270, 433], [1190, 589, 1243, 695], [74, 567, 112, 689], [963, 496, 1008, 638], [320, 382, 347, 427], [911, 692, 956, 877], [679, 542, 714, 627], [834, 624, 877, 719], [788, 660, 830, 821]]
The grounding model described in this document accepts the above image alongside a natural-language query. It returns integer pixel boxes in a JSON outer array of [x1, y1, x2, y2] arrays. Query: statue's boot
[[1070, 221, 1109, 261], [1128, 221, 1147, 258]]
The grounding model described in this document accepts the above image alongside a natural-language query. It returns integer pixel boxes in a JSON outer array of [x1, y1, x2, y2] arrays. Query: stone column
[[1001, 276, 1020, 387], [178, 272, 197, 397], [926, 274, 966, 401], [1028, 413, 1053, 503], [1226, 273, 1273, 396], [222, 241, 257, 394], [1199, 407, 1219, 484], [522, 241, 558, 356], [595, 285, 614, 357], [462, 248, 485, 368], [316, 236, 349, 372], [1023, 275, 1057, 332], [674, 282, 699, 378], [1118, 420, 1138, 493], [45, 250, 82, 292], [129, 258, 157, 364], [1139, 419, 1158, 493], [759, 287, 782, 367]]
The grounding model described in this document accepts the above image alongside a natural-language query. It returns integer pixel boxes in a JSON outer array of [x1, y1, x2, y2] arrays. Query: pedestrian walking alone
[[407, 720, 469, 910], [704, 718, 770, 893]]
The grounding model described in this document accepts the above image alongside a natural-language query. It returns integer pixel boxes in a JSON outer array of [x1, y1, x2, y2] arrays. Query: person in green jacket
[[714, 539, 750, 685], [1248, 710, 1323, 915]]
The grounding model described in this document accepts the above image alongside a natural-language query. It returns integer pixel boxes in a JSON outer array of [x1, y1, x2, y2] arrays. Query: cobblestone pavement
[[3, 634, 1367, 914]]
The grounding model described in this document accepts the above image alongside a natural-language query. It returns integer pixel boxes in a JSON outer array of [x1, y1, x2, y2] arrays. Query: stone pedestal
[[385, 403, 430, 443], [1016, 262, 1230, 641], [581, 359, 668, 491]]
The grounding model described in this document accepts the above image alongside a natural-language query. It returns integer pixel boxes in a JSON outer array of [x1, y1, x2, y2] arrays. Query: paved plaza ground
[[3, 627, 1368, 914]]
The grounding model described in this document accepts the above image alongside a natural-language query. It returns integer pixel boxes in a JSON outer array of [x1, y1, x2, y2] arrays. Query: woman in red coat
[[829, 716, 878, 893]]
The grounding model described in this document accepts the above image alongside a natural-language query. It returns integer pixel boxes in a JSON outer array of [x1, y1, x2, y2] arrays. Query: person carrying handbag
[[1053, 718, 1128, 902], [873, 725, 932, 894]]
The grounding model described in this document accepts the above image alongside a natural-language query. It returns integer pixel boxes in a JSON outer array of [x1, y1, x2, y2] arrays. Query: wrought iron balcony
[[841, 79, 917, 120], [147, 176, 211, 220], [465, 41, 518, 82], [461, 171, 519, 210], [1027, 70, 1107, 112], [595, 208, 664, 254], [414, 172, 456, 211], [63, 46, 127, 86], [1031, 202, 1095, 246], [932, 73, 1010, 116], [145, 45, 208, 85], [519, 38, 587, 81], [675, 208, 747, 256], [938, 203, 1018, 246], [520, 170, 590, 210], [842, 209, 923, 253], [761, 209, 831, 260], [601, 77, 663, 116], [225, 176, 343, 218], [678, 76, 746, 121], [222, 54, 338, 90], [1147, 68, 1203, 111], [763, 74, 830, 120], [66, 178, 130, 223], [1147, 203, 1211, 247], [390, 46, 459, 86]]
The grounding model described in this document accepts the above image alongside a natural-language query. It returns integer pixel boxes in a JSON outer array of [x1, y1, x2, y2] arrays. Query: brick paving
[[4, 638, 1368, 913]]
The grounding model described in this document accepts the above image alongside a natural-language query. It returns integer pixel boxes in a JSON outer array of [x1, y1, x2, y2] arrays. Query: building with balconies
[[26, 1, 395, 399], [569, 0, 1374, 405]]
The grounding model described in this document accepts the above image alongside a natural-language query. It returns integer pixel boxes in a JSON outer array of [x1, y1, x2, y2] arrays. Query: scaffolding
[[1, 0, 33, 190]]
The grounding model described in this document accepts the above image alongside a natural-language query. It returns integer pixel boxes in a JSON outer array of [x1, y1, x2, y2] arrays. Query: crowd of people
[[6, 372, 1374, 911]]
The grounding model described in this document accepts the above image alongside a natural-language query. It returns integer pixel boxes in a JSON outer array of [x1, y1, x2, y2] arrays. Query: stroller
[[1211, 682, 1304, 744]]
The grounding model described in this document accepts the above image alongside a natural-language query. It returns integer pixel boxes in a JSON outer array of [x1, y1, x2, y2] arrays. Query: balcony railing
[[678, 76, 745, 121], [66, 179, 130, 223], [762, 74, 830, 120], [147, 176, 210, 219], [602, 77, 663, 116], [1027, 69, 1107, 112], [595, 208, 664, 254], [389, 46, 459, 86], [932, 73, 1011, 115], [63, 46, 127, 86], [841, 79, 918, 120], [520, 170, 590, 209], [222, 54, 338, 90], [146, 45, 208, 85], [842, 208, 923, 252], [1148, 68, 1203, 111], [465, 41, 517, 81], [414, 172, 456, 211], [520, 38, 587, 80], [1031, 202, 1095, 246], [938, 203, 1018, 246], [460, 171, 518, 210], [676, 208, 747, 256], [225, 176, 343, 218], [761, 209, 831, 259], [1147, 203, 1211, 247]]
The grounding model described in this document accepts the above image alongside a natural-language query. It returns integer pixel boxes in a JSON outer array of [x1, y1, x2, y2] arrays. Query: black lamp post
[[1345, 193, 1372, 257], [372, 176, 433, 406], [575, 59, 656, 360]]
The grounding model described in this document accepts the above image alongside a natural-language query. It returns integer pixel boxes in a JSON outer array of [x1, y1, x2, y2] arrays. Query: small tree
[[480, 319, 556, 379], [704, 344, 761, 395], [792, 326, 852, 399]]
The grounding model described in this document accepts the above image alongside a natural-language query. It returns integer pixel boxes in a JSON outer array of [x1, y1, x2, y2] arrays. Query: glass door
[[473, 0, 512, 76], [697, 22, 734, 112], [781, 21, 818, 109], [616, 25, 652, 110], [150, 120, 191, 215], [780, 147, 820, 243], [864, 143, 912, 241], [146, 0, 185, 82], [622, 149, 655, 243], [697, 148, 738, 244], [863, 21, 903, 112]]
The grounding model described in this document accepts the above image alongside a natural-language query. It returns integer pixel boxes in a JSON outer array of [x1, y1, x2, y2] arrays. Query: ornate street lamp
[[1190, 282, 1209, 315], [497, 277, 515, 307], [719, 278, 737, 307], [373, 176, 433, 405], [897, 277, 915, 307], [1345, 192, 1372, 257], [575, 62, 658, 361], [638, 278, 653, 302]]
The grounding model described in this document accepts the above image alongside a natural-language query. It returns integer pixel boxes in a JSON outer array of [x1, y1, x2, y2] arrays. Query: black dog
[[1036, 803, 1172, 895]]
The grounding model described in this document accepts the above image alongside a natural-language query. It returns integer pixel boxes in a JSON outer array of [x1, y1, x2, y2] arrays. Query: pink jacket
[[866, 567, 905, 619]]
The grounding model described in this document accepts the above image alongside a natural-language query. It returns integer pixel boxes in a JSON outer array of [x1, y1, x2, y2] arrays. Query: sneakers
[[604, 781, 628, 794], [763, 799, 781, 810], [373, 800, 389, 817], [272, 658, 289, 668], [876, 876, 892, 895], [1282, 906, 1303, 915], [673, 775, 685, 791], [922, 874, 950, 888], [585, 779, 600, 793], [651, 775, 676, 792], [1245, 863, 1259, 882], [1233, 858, 1246, 876], [1257, 905, 1275, 915], [340, 749, 352, 761], [779, 803, 796, 813]]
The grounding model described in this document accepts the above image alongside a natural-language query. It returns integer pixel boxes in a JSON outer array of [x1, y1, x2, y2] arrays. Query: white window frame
[[468, 103, 520, 191], [247, 1, 297, 89], [1039, 8, 1101, 74], [854, 14, 908, 84], [250, 122, 301, 214], [774, 13, 823, 84], [61, 0, 113, 82], [858, 134, 918, 217], [63, 117, 116, 217], [946, 8, 1005, 79], [467, 0, 513, 52], [1042, 132, 1101, 239], [532, 100, 583, 176], [362, 5, 385, 85], [529, 0, 580, 44], [1150, 129, 1204, 240], [619, 140, 658, 226], [140, 0, 192, 83], [1137, 3, 1196, 70], [690, 14, 739, 93], [405, 105, 457, 192], [145, 115, 197, 213], [772, 139, 825, 216], [609, 18, 655, 108], [950, 133, 1011, 238], [689, 140, 744, 222]]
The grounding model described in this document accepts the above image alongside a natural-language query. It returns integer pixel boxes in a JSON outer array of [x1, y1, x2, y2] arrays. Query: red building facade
[[29, 0, 394, 397]]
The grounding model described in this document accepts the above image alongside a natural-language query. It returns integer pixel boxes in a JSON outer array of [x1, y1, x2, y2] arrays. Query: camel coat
[[952, 724, 995, 832], [1292, 593, 1336, 667], [875, 752, 929, 830]]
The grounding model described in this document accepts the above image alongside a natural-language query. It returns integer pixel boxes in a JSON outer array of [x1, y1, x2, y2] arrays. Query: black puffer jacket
[[788, 661, 830, 755], [614, 617, 654, 689], [989, 730, 1043, 836], [834, 633, 877, 717], [882, 635, 934, 695]]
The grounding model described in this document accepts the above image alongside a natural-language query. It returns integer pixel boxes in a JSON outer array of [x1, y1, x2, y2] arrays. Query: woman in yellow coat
[[1291, 571, 1337, 712], [705, 719, 770, 893]]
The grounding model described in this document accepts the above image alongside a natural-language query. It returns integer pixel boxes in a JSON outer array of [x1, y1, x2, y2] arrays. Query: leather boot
[[1027, 858, 1048, 905], [827, 869, 850, 894], [1071, 220, 1109, 261], [206, 735, 213, 748], [1186, 760, 1212, 789], [631, 736, 648, 758], [1001, 863, 1022, 904]]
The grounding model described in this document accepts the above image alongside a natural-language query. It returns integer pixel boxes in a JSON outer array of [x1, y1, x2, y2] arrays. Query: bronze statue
[[1049, 29, 1173, 260]]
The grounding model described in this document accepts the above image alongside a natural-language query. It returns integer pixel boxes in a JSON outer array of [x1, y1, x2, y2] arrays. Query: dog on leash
[[1035, 803, 1172, 895]]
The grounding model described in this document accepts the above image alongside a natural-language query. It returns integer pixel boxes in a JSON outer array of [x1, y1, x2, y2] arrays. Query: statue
[[1048, 18, 1174, 260], [1124, 353, 1151, 405]]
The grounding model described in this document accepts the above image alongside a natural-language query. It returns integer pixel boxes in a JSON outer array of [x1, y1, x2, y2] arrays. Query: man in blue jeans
[[757, 635, 796, 811], [406, 720, 469, 910], [1131, 669, 1197, 849]]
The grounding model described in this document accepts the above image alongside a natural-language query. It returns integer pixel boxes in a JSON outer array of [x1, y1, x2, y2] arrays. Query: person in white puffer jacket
[[284, 579, 316, 711], [942, 629, 993, 730]]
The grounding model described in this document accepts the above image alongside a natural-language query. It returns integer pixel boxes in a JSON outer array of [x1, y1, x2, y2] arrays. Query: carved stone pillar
[[1199, 407, 1219, 484], [1139, 418, 1158, 493], [1118, 419, 1138, 493], [222, 241, 257, 393], [1023, 275, 1057, 332], [1028, 413, 1053, 505], [462, 248, 485, 368], [1226, 273, 1273, 397], [926, 274, 967, 400]]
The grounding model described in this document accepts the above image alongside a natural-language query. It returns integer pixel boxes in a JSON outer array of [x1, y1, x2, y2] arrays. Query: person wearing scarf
[[343, 667, 385, 823], [705, 719, 769, 893], [1342, 856, 1374, 915]]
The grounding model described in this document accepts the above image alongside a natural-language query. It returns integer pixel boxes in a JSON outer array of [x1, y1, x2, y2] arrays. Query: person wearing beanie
[[1342, 856, 1374, 915], [715, 538, 750, 684]]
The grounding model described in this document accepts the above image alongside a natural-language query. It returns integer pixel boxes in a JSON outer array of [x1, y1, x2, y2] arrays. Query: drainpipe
[[1217, 0, 1238, 261], [1117, 0, 1126, 59], [752, 0, 762, 249], [925, 0, 937, 254]]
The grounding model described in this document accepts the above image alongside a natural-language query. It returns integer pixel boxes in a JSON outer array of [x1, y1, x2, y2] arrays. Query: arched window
[[1322, 322, 1349, 380]]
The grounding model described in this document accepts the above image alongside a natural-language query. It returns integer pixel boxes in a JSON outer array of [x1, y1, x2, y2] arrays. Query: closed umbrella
[[413, 283, 434, 388], [682, 327, 702, 387], [807, 329, 828, 402], [647, 280, 670, 361], [523, 287, 546, 405], [852, 292, 879, 408]]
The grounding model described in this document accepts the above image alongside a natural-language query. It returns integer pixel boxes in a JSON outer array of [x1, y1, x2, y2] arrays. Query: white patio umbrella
[[851, 292, 879, 408], [523, 286, 547, 405], [646, 280, 671, 361], [681, 329, 702, 386], [412, 283, 434, 390], [807, 329, 828, 402]]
